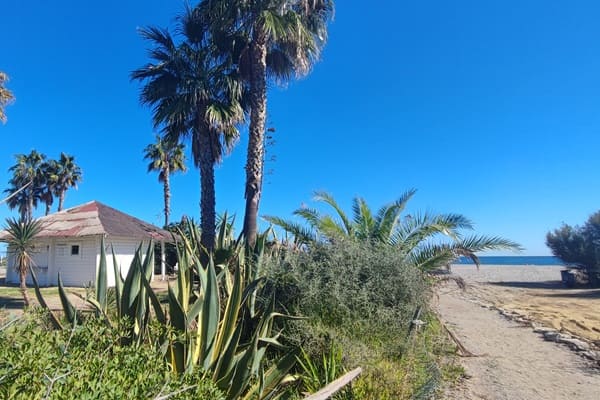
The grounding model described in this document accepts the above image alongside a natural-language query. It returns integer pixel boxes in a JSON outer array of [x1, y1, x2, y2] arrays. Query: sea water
[[456, 256, 562, 266]]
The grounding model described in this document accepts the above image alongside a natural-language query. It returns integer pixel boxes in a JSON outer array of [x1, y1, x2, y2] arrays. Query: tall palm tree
[[0, 71, 15, 124], [5, 150, 47, 221], [40, 159, 58, 215], [132, 12, 243, 252], [144, 135, 187, 227], [194, 0, 335, 246], [52, 153, 82, 212], [4, 217, 43, 307], [265, 190, 522, 271]]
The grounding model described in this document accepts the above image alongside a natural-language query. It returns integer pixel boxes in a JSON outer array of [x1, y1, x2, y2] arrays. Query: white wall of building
[[6, 236, 153, 287]]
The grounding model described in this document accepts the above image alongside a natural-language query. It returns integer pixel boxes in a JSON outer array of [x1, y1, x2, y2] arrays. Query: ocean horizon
[[455, 256, 563, 266]]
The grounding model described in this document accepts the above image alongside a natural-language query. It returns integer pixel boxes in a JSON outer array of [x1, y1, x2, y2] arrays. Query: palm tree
[[4, 217, 43, 307], [194, 0, 335, 246], [265, 190, 522, 271], [5, 150, 47, 221], [144, 135, 187, 227], [0, 71, 15, 124], [40, 159, 58, 215], [132, 11, 243, 252], [52, 153, 82, 212]]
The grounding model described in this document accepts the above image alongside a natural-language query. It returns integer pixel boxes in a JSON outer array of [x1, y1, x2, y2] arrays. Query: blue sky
[[2, 1, 600, 255]]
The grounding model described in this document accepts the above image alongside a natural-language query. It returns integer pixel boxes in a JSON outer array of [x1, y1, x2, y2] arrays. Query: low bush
[[0, 310, 224, 400]]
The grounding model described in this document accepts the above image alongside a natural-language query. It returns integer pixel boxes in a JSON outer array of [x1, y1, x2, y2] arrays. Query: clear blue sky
[[2, 1, 600, 256]]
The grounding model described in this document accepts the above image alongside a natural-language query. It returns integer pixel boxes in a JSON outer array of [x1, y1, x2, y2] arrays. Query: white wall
[[6, 239, 52, 286], [6, 236, 154, 287], [48, 237, 99, 287], [101, 237, 150, 287]]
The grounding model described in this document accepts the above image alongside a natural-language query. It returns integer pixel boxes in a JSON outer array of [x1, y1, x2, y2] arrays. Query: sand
[[437, 265, 600, 399], [447, 265, 600, 343]]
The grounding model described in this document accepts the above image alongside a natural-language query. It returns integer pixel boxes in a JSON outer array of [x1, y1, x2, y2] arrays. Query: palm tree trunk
[[243, 34, 268, 248], [58, 191, 65, 212], [45, 203, 50, 216], [163, 164, 171, 228], [197, 122, 217, 254], [19, 266, 30, 307], [27, 196, 33, 222]]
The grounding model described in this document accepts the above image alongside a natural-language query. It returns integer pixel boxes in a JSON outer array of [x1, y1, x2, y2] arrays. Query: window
[[71, 245, 80, 256]]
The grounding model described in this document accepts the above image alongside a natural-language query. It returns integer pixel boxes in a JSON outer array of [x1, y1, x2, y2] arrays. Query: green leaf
[[58, 272, 77, 325], [29, 265, 62, 330], [96, 237, 108, 313]]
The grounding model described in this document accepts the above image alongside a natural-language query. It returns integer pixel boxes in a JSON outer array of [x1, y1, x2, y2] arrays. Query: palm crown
[[265, 190, 521, 271], [144, 135, 187, 227]]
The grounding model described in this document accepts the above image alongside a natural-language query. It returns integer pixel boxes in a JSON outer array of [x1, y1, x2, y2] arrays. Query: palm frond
[[312, 191, 353, 235]]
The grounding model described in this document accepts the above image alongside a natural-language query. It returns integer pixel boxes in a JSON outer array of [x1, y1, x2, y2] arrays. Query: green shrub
[[265, 239, 428, 355], [0, 310, 224, 400], [261, 240, 461, 398], [546, 211, 600, 286]]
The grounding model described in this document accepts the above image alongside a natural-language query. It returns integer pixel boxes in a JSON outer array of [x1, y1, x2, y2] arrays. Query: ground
[[437, 265, 600, 400], [0, 265, 171, 322]]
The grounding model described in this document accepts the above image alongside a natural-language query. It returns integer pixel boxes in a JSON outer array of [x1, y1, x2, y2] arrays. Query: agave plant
[[264, 190, 522, 271], [33, 226, 297, 399]]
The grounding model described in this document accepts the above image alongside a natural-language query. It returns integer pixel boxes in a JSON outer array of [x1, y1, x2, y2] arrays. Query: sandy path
[[437, 266, 600, 400]]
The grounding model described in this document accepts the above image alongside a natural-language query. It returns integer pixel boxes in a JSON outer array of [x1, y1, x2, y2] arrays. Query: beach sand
[[437, 265, 600, 399], [448, 265, 600, 343]]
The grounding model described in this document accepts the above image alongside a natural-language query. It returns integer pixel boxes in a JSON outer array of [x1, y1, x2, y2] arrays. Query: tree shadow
[[0, 297, 24, 310], [488, 281, 563, 290], [537, 290, 600, 299], [489, 281, 600, 299]]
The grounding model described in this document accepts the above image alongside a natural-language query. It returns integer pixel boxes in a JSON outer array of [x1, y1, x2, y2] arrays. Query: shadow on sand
[[489, 281, 562, 290], [0, 297, 25, 310], [489, 281, 600, 299]]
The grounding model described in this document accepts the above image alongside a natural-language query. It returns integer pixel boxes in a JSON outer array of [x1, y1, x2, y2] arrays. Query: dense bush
[[262, 240, 461, 398], [265, 239, 428, 355], [546, 211, 600, 286], [0, 310, 224, 400]]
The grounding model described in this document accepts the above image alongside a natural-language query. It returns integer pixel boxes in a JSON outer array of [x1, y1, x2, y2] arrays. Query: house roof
[[0, 201, 174, 242]]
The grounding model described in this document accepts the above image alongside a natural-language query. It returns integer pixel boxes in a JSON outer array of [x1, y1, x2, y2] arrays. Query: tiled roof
[[0, 201, 173, 242]]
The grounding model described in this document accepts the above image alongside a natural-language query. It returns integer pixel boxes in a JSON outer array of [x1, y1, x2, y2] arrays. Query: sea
[[455, 256, 563, 266]]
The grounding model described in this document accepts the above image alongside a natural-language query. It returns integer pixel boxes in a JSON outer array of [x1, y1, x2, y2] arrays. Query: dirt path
[[437, 285, 600, 399]]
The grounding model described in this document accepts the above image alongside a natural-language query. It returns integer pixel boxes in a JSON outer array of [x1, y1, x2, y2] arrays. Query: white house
[[0, 201, 173, 287]]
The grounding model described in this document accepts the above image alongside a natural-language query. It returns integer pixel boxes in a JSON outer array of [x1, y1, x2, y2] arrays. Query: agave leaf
[[29, 265, 62, 330], [226, 339, 258, 400], [84, 296, 113, 327], [212, 262, 242, 364], [200, 257, 220, 369], [167, 284, 187, 331], [242, 349, 299, 400], [58, 272, 77, 325], [139, 258, 166, 324], [213, 321, 244, 383], [111, 245, 123, 318], [121, 247, 143, 318], [96, 237, 108, 313]]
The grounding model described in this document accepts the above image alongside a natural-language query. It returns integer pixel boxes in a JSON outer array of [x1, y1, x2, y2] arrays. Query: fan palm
[[40, 159, 58, 215], [193, 0, 335, 246], [0, 71, 14, 124], [52, 153, 82, 212], [4, 150, 46, 221], [265, 190, 522, 271], [4, 217, 43, 307], [143, 135, 187, 227], [132, 10, 243, 252]]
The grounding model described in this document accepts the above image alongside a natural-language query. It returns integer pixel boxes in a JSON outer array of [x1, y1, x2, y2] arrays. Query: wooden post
[[303, 367, 362, 400]]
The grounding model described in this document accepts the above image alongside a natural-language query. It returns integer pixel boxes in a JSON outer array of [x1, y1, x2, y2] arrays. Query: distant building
[[0, 201, 172, 287]]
